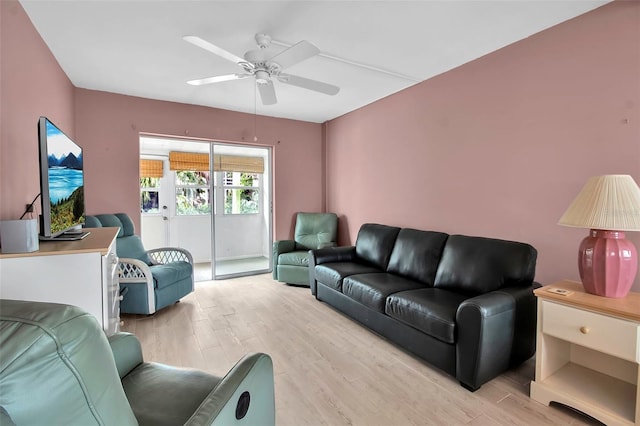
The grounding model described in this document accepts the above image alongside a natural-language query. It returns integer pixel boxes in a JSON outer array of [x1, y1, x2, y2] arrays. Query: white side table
[[530, 280, 640, 426]]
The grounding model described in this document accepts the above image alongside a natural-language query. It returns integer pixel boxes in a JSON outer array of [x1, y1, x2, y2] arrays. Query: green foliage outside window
[[224, 173, 259, 214], [140, 177, 160, 213], [176, 171, 211, 215]]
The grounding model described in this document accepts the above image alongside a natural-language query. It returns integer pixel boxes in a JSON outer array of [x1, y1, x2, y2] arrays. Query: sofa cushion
[[343, 273, 424, 313], [150, 262, 193, 289], [315, 263, 381, 292], [386, 288, 468, 344], [387, 229, 449, 286], [278, 250, 310, 267], [434, 235, 537, 295], [355, 224, 401, 270]]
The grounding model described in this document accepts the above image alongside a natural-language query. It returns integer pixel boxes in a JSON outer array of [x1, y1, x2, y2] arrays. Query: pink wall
[[3, 0, 639, 291], [1, 0, 75, 220], [325, 1, 640, 290], [0, 0, 324, 240], [74, 89, 323, 237]]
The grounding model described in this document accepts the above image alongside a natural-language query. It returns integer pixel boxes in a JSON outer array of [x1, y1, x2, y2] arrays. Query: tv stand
[[39, 231, 91, 241], [0, 228, 120, 335]]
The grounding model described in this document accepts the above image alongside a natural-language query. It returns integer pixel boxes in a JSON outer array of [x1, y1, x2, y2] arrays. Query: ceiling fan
[[183, 33, 340, 105]]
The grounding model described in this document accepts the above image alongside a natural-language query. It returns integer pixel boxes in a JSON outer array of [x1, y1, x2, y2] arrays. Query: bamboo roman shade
[[169, 151, 264, 174], [215, 155, 264, 174], [140, 159, 164, 177], [169, 151, 209, 171]]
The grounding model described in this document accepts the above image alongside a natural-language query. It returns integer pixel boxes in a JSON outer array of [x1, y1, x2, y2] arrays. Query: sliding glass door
[[212, 143, 271, 279], [140, 137, 271, 281]]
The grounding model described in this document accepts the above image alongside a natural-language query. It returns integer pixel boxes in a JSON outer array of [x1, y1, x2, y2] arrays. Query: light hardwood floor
[[121, 274, 602, 426]]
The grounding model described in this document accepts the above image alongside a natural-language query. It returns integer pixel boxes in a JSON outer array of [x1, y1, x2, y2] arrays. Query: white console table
[[531, 280, 640, 425], [0, 227, 120, 335]]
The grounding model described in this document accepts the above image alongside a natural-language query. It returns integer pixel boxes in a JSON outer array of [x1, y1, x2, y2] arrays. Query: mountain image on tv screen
[[46, 120, 84, 234]]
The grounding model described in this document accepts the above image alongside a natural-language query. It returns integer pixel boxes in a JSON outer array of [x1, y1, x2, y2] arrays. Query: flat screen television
[[38, 116, 88, 240]]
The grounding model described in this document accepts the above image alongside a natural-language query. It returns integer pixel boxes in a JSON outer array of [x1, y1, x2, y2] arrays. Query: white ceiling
[[20, 0, 610, 124]]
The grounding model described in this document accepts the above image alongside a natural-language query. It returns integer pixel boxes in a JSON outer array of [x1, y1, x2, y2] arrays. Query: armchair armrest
[[108, 332, 144, 379], [118, 257, 153, 282], [184, 353, 275, 426], [147, 247, 193, 265], [118, 257, 155, 314], [455, 291, 516, 391], [272, 240, 295, 280]]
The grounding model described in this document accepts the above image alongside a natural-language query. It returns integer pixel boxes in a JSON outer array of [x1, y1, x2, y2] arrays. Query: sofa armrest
[[184, 353, 275, 426], [308, 246, 357, 296], [455, 291, 516, 391], [499, 284, 538, 366], [272, 240, 296, 279], [309, 246, 356, 265], [108, 332, 144, 379]]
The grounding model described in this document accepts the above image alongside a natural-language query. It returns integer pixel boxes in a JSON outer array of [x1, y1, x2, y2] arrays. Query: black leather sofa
[[309, 223, 539, 391]]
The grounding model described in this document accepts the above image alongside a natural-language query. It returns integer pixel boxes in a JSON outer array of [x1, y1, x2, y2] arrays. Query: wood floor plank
[[121, 274, 600, 425]]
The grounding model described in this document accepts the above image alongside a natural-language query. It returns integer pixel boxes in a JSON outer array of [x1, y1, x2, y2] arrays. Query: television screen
[[38, 116, 86, 239]]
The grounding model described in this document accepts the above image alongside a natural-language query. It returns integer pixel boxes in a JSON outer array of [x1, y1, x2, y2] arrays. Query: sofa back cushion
[[434, 235, 537, 295], [387, 229, 449, 286], [355, 224, 401, 270]]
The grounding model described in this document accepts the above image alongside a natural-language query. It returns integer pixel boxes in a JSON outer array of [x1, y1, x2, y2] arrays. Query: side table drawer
[[542, 301, 639, 363]]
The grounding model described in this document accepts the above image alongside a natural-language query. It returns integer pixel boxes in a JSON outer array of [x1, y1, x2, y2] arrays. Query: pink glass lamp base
[[578, 230, 638, 298]]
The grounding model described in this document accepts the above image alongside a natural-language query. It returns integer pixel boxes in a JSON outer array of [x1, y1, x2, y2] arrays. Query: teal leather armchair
[[0, 299, 275, 426], [85, 213, 194, 315], [273, 212, 338, 286]]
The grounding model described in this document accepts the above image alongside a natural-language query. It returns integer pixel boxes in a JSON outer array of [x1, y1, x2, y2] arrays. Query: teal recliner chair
[[85, 213, 194, 315], [272, 212, 338, 286], [0, 299, 275, 426]]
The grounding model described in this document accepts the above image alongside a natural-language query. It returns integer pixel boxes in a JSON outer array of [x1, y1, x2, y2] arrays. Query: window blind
[[169, 151, 209, 171], [139, 159, 164, 177], [169, 151, 264, 174]]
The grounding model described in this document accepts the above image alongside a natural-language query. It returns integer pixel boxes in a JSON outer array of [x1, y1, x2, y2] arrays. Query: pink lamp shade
[[578, 230, 638, 298], [559, 175, 640, 298]]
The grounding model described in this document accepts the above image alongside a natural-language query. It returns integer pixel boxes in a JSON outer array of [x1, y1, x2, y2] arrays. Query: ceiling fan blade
[[278, 73, 340, 96], [187, 73, 251, 86], [183, 36, 253, 70], [268, 40, 319, 70], [257, 81, 277, 105]]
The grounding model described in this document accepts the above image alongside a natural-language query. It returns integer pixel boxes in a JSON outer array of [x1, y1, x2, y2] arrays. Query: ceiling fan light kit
[[183, 33, 340, 105]]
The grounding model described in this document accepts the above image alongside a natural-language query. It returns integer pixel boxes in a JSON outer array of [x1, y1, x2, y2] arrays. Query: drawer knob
[[579, 326, 590, 334]]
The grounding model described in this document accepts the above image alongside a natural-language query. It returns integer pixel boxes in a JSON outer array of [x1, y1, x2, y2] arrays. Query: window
[[223, 172, 260, 214], [175, 171, 211, 215], [165, 150, 263, 216], [140, 177, 160, 213], [140, 158, 164, 214]]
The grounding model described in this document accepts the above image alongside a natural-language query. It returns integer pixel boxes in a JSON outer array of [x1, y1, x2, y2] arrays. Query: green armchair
[[0, 299, 275, 425], [85, 213, 194, 315], [273, 212, 338, 286]]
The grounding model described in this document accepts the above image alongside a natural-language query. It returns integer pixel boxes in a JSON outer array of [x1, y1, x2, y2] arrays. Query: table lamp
[[558, 174, 640, 298]]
